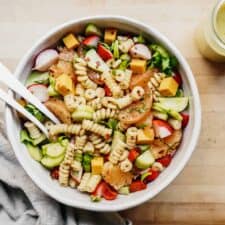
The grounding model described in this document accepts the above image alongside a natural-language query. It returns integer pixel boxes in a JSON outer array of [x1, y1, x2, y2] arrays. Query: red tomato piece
[[50, 167, 59, 180], [97, 44, 113, 61], [128, 149, 140, 162], [92, 181, 118, 200], [181, 113, 189, 128], [173, 72, 182, 86], [130, 180, 147, 192], [104, 85, 112, 96], [145, 170, 160, 183], [157, 155, 172, 167]]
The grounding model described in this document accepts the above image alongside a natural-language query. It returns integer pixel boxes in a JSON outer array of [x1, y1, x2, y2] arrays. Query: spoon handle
[[0, 88, 49, 137], [0, 62, 60, 124]]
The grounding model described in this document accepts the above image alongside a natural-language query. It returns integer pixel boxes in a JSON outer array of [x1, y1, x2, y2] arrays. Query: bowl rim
[[4, 15, 201, 211]]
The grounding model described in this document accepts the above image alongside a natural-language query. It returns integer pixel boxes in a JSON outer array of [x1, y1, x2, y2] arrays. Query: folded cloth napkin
[[0, 120, 131, 225]]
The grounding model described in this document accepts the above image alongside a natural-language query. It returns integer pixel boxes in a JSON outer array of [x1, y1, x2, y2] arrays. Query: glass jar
[[196, 0, 225, 62]]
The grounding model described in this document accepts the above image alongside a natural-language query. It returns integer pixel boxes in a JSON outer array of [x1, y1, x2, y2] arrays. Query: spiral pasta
[[102, 71, 122, 97], [74, 149, 83, 162], [24, 122, 42, 139], [82, 120, 112, 138], [131, 86, 145, 101], [101, 97, 118, 109], [59, 163, 70, 186], [83, 142, 95, 154], [93, 108, 118, 121], [49, 124, 83, 136], [69, 178, 77, 188], [63, 143, 75, 165], [96, 87, 105, 98], [87, 97, 102, 110], [119, 150, 129, 162], [75, 135, 87, 150], [106, 58, 122, 69], [109, 139, 127, 164], [117, 121, 130, 131], [126, 127, 138, 149], [119, 158, 133, 172], [71, 160, 82, 171], [74, 57, 97, 89], [115, 69, 132, 90], [75, 83, 85, 96], [78, 172, 91, 192], [64, 95, 86, 112], [148, 72, 165, 101], [84, 89, 96, 100], [85, 174, 101, 193], [89, 134, 111, 155]]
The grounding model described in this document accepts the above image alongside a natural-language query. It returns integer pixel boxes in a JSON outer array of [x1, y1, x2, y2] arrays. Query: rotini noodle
[[87, 97, 102, 110], [109, 139, 127, 164], [59, 163, 70, 186], [24, 122, 42, 139], [77, 172, 91, 192], [93, 108, 118, 121], [89, 134, 111, 155], [126, 127, 138, 149], [83, 142, 95, 154], [131, 86, 145, 101], [49, 124, 83, 136], [75, 135, 87, 150], [119, 158, 133, 172], [84, 89, 96, 100], [148, 72, 165, 101], [82, 120, 112, 137]]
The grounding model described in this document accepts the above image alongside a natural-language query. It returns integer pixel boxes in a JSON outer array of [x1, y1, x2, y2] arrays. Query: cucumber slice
[[168, 109, 182, 121], [25, 143, 42, 162], [32, 134, 46, 146], [135, 150, 155, 169], [85, 49, 109, 73], [158, 97, 189, 112], [152, 103, 168, 113], [25, 71, 49, 87], [41, 154, 65, 169], [111, 131, 125, 151], [72, 105, 94, 121], [113, 40, 120, 59], [118, 186, 130, 195], [42, 143, 65, 158], [85, 24, 102, 37], [152, 111, 168, 121]]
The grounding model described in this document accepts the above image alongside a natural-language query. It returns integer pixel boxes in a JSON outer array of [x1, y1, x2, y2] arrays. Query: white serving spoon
[[0, 63, 60, 124], [0, 88, 49, 137]]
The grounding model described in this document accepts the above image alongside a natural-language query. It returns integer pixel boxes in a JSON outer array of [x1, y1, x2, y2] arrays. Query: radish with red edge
[[152, 119, 173, 138], [82, 35, 100, 48], [173, 72, 182, 86], [130, 44, 151, 60], [33, 49, 58, 72], [97, 44, 113, 61], [27, 84, 49, 102]]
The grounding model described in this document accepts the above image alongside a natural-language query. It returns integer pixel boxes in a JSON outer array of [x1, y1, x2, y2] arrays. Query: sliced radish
[[27, 84, 49, 102], [82, 35, 100, 48], [153, 120, 173, 138], [33, 49, 59, 72], [130, 44, 151, 60]]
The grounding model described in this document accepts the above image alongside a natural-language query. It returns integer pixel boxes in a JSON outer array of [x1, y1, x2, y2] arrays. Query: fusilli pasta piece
[[71, 160, 82, 171], [82, 120, 112, 138], [77, 172, 91, 192], [24, 122, 42, 139], [119, 150, 129, 162], [109, 139, 127, 164], [49, 124, 83, 136], [87, 97, 102, 110], [106, 58, 122, 69], [74, 57, 97, 89], [131, 86, 145, 101], [119, 159, 133, 172], [75, 135, 87, 150], [59, 163, 70, 186], [83, 142, 95, 154], [84, 89, 96, 100], [115, 69, 132, 90], [101, 97, 118, 109], [89, 134, 111, 154], [85, 175, 101, 193], [63, 143, 75, 165], [96, 87, 105, 98], [148, 72, 165, 101], [64, 94, 77, 112], [69, 178, 77, 188], [126, 127, 138, 149], [75, 83, 85, 96], [74, 149, 83, 162], [102, 71, 122, 97], [93, 108, 118, 121], [117, 121, 130, 131]]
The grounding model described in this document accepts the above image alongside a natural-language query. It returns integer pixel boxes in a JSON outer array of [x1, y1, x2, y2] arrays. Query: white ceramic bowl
[[5, 16, 201, 211]]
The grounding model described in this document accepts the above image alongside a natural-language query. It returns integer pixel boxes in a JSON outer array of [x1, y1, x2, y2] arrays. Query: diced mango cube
[[137, 128, 154, 144], [63, 33, 79, 49], [104, 28, 117, 44], [130, 59, 146, 74], [55, 73, 75, 96], [158, 77, 178, 97], [91, 157, 104, 175]]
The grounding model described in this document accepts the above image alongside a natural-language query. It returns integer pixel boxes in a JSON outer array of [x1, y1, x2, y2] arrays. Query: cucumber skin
[[25, 71, 49, 87], [158, 97, 189, 112], [26, 143, 42, 162], [85, 24, 102, 37], [135, 150, 155, 169], [41, 154, 65, 169], [42, 143, 65, 158]]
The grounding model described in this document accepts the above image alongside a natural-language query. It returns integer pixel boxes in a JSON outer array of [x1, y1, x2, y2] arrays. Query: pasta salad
[[19, 24, 189, 201]]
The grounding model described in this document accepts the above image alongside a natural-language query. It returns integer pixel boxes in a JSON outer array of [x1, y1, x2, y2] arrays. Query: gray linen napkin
[[0, 120, 131, 225]]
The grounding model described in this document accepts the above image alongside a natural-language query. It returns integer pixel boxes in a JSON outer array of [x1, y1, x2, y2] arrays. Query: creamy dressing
[[195, 1, 225, 62]]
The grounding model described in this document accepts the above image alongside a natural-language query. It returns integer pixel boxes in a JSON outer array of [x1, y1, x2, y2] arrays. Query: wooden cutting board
[[0, 0, 225, 224]]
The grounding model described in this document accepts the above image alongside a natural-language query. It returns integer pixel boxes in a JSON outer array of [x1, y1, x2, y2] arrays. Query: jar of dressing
[[196, 0, 225, 62]]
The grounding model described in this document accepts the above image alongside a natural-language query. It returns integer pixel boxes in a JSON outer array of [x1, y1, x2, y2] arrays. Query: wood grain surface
[[1, 0, 225, 224]]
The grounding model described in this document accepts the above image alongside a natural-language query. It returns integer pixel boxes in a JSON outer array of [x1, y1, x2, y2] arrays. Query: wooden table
[[1, 0, 225, 224]]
